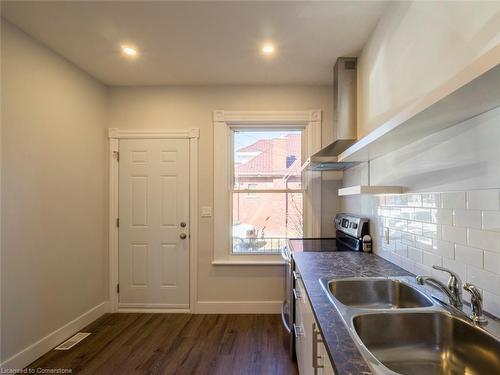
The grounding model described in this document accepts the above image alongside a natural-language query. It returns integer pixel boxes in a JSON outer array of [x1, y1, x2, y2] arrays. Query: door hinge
[[113, 151, 120, 162], [116, 218, 120, 228], [116, 284, 120, 294]]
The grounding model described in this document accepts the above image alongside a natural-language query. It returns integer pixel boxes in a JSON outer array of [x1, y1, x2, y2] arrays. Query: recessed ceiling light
[[262, 44, 275, 55], [121, 45, 138, 57]]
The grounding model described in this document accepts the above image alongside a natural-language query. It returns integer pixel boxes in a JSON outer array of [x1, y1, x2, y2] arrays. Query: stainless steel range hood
[[305, 57, 360, 171]]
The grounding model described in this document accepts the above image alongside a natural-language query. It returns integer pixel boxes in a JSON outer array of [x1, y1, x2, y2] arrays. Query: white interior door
[[118, 138, 190, 309]]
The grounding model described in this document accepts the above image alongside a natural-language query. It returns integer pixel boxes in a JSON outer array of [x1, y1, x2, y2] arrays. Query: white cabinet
[[295, 276, 335, 375]]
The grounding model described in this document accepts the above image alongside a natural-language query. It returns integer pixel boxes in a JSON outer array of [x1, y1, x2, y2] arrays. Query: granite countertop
[[293, 251, 413, 375]]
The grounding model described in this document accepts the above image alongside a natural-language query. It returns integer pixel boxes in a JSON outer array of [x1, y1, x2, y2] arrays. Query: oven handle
[[281, 301, 292, 334], [281, 245, 291, 262]]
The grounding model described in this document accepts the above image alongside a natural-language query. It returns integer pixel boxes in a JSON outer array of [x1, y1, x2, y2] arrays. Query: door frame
[[108, 128, 200, 313]]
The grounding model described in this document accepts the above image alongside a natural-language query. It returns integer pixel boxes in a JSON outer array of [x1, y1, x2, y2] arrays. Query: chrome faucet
[[416, 265, 463, 309], [464, 283, 488, 326]]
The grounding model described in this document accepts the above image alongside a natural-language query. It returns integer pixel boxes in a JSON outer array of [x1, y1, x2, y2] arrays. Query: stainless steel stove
[[281, 213, 372, 358]]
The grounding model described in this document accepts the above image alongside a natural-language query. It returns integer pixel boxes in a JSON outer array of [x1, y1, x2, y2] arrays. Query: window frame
[[213, 110, 322, 265]]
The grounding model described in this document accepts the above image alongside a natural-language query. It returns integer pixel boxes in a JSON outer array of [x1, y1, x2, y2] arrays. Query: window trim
[[213, 110, 322, 264]]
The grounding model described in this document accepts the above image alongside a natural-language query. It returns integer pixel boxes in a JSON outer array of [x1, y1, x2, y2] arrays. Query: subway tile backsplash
[[368, 189, 500, 317], [467, 190, 500, 210]]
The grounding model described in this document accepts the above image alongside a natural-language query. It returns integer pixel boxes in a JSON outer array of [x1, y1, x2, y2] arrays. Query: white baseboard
[[117, 308, 191, 314], [1, 301, 109, 370], [196, 300, 282, 314], [118, 303, 189, 309]]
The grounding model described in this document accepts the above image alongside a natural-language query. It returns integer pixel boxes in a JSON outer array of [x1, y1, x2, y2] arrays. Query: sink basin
[[353, 312, 500, 375], [325, 278, 433, 309]]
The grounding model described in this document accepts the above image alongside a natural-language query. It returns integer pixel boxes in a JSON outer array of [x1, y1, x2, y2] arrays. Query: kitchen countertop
[[292, 251, 413, 375]]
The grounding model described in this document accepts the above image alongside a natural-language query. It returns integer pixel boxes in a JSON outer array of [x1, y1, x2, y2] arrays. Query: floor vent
[[54, 332, 91, 350]]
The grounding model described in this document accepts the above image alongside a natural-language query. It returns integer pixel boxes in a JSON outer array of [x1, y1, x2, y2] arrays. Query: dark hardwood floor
[[28, 314, 299, 375]]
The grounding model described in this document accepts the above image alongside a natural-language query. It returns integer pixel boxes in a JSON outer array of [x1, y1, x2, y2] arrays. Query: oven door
[[281, 245, 295, 358], [336, 230, 361, 251]]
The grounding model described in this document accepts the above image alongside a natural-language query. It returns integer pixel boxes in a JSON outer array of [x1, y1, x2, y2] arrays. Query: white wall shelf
[[338, 47, 500, 164], [338, 185, 403, 196]]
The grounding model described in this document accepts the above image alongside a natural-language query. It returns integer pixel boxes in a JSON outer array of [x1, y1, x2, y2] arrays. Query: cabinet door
[[295, 301, 307, 375], [296, 279, 336, 375], [295, 279, 314, 375], [318, 339, 336, 375]]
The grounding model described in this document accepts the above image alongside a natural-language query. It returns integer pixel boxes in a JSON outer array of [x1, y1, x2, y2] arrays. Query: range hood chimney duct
[[305, 57, 359, 171]]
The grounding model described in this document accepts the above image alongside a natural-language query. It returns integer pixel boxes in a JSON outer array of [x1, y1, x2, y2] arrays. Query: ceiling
[[1, 1, 388, 86]]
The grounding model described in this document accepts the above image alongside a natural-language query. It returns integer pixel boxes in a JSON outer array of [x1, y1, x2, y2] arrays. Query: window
[[232, 130, 303, 254], [213, 110, 322, 264]]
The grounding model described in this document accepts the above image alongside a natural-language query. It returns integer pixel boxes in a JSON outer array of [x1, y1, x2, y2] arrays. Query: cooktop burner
[[287, 238, 337, 252]]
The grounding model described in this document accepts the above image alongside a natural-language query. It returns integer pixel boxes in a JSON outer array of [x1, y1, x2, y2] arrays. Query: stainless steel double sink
[[320, 277, 500, 375]]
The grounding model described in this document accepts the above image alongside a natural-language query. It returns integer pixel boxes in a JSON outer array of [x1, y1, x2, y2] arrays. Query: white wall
[[1, 21, 108, 363], [357, 0, 500, 137], [342, 0, 500, 316], [107, 85, 335, 306]]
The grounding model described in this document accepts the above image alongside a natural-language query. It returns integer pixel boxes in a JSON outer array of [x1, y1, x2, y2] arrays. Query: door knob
[[180, 222, 187, 228], [180, 233, 187, 239]]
